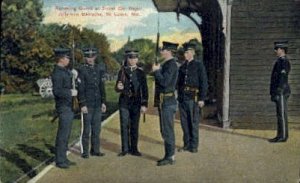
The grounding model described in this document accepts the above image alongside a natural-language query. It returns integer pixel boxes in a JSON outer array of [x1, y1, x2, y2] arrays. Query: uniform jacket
[[78, 64, 106, 108], [51, 65, 73, 109], [154, 58, 178, 106], [270, 56, 291, 97], [115, 66, 148, 107], [177, 59, 208, 103]]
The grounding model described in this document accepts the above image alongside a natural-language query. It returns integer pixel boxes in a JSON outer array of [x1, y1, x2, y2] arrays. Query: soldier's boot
[[178, 146, 189, 152], [131, 146, 142, 156], [157, 158, 175, 166], [118, 151, 129, 157], [157, 156, 166, 163], [81, 153, 89, 159], [268, 137, 280, 143], [91, 152, 105, 157], [56, 163, 69, 169], [131, 150, 142, 156], [189, 148, 198, 153], [131, 151, 142, 156], [66, 159, 77, 166]]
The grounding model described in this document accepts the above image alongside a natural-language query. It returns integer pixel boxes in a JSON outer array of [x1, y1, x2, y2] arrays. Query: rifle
[[116, 58, 126, 91], [71, 32, 79, 113], [155, 28, 160, 65], [120, 59, 126, 84], [153, 17, 160, 107]]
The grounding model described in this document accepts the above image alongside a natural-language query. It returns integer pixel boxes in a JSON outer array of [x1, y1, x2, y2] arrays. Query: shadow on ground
[[0, 148, 37, 178]]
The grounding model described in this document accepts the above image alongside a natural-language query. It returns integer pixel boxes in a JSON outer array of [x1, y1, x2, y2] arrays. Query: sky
[[42, 0, 201, 52]]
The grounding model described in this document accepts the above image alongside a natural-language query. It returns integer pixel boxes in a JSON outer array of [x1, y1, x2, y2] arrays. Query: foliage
[[1, 0, 46, 93], [1, 1, 118, 93]]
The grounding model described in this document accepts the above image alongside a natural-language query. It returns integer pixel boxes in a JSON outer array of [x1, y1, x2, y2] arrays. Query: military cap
[[82, 47, 98, 58], [54, 48, 70, 58], [162, 41, 179, 51], [183, 43, 196, 52], [274, 41, 288, 50], [125, 48, 139, 55], [125, 48, 139, 58]]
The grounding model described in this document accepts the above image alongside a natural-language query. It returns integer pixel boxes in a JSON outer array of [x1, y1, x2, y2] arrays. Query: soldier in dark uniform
[[51, 48, 77, 169], [177, 43, 208, 153], [115, 49, 148, 157], [152, 41, 178, 166], [269, 41, 291, 143], [78, 48, 107, 158]]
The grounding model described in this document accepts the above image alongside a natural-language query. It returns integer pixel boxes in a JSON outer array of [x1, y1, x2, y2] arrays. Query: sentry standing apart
[[269, 41, 291, 143]]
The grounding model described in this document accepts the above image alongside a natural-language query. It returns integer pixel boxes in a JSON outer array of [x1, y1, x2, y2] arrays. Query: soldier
[[78, 48, 107, 158], [115, 49, 148, 157], [51, 48, 77, 169], [269, 41, 291, 143], [177, 43, 208, 153], [152, 41, 178, 166]]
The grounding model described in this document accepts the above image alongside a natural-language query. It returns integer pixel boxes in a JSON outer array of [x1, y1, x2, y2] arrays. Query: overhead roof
[[152, 0, 205, 12]]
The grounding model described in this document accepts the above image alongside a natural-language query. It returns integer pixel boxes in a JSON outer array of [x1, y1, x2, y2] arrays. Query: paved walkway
[[33, 112, 300, 183]]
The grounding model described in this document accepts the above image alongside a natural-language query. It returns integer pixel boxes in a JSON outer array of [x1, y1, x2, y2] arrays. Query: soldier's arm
[[270, 63, 277, 96], [154, 62, 177, 88], [277, 59, 290, 94], [176, 67, 184, 98], [176, 67, 182, 90], [52, 72, 72, 99], [100, 70, 106, 104], [198, 61, 208, 101], [141, 71, 148, 107], [77, 68, 87, 107]]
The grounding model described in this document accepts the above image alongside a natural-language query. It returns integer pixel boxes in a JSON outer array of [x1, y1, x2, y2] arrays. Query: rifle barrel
[[155, 32, 160, 64]]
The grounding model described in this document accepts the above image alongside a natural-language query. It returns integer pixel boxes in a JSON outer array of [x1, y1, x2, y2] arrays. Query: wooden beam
[[222, 0, 232, 129]]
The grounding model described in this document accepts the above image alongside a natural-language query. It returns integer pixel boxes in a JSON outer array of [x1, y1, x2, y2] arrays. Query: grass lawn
[[0, 80, 118, 183]]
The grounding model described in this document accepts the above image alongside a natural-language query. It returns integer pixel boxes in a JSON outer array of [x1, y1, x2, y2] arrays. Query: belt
[[183, 87, 199, 102], [184, 86, 199, 92], [159, 92, 175, 108], [160, 92, 175, 97]]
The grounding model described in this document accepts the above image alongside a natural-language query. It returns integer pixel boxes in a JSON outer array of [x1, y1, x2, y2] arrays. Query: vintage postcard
[[1, 0, 299, 182]]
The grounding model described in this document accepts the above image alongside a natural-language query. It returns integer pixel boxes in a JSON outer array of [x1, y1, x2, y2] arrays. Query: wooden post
[[222, 0, 232, 129]]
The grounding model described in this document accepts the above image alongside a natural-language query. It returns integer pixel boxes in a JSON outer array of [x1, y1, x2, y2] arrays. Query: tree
[[1, 0, 45, 93], [39, 24, 84, 69], [1, 1, 118, 93]]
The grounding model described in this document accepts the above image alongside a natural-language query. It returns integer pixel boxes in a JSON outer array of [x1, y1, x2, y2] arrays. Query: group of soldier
[[51, 40, 208, 168], [51, 40, 290, 169], [52, 47, 107, 168]]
